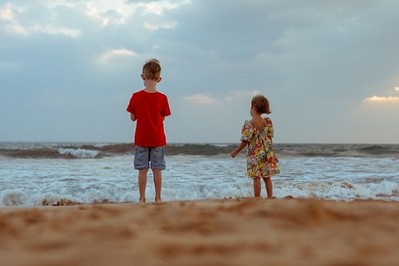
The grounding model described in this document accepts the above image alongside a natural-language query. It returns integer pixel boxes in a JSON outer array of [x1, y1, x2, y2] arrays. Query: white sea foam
[[0, 154, 398, 206], [57, 148, 100, 158]]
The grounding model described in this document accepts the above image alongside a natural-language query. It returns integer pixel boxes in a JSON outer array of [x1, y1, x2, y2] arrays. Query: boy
[[126, 58, 171, 203]]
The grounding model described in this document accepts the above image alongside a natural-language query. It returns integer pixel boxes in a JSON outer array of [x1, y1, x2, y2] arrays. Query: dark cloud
[[1, 0, 398, 143]]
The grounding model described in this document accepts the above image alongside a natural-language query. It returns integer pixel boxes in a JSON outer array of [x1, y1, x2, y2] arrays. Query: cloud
[[139, 1, 189, 15], [98, 48, 137, 63], [0, 0, 190, 39], [82, 2, 131, 26], [41, 1, 134, 26], [364, 96, 399, 103], [0, 3, 28, 36], [364, 87, 399, 103], [2, 0, 399, 143], [0, 3, 80, 37], [0, 4, 14, 21], [30, 24, 81, 37], [77, 0, 190, 26], [224, 90, 261, 102], [183, 90, 261, 105], [143, 21, 177, 30], [183, 94, 218, 105], [6, 22, 28, 36]]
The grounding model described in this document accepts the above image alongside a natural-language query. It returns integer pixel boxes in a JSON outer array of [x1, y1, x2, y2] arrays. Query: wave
[[1, 178, 398, 207], [0, 143, 134, 159], [277, 144, 399, 157], [0, 142, 398, 159]]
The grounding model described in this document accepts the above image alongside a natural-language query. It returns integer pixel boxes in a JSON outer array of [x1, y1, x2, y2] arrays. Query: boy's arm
[[130, 113, 136, 121], [231, 141, 248, 158]]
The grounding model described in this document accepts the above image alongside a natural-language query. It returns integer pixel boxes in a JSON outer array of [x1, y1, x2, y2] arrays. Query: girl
[[231, 94, 280, 198]]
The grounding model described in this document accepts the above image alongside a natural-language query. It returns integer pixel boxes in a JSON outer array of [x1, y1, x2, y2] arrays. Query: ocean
[[0, 142, 398, 206]]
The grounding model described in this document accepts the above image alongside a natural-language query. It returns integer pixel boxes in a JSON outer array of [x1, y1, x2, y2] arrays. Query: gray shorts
[[134, 146, 166, 170]]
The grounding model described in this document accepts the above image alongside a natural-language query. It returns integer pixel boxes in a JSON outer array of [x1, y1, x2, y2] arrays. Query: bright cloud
[[98, 49, 137, 63], [142, 1, 188, 15], [364, 87, 399, 103], [364, 96, 399, 103], [0, 4, 14, 21], [0, 3, 28, 36]]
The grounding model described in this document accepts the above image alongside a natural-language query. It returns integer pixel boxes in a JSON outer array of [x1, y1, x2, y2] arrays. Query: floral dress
[[241, 118, 280, 179]]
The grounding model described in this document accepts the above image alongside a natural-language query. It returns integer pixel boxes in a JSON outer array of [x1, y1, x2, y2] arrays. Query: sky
[[1, 0, 399, 144]]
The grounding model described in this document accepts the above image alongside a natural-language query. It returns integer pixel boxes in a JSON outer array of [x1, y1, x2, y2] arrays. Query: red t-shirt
[[126, 90, 171, 147]]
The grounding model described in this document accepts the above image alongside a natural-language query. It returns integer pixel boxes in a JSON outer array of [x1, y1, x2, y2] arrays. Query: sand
[[1, 198, 399, 266]]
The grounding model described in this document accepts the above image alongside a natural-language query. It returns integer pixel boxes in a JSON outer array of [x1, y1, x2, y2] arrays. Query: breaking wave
[[0, 142, 398, 159]]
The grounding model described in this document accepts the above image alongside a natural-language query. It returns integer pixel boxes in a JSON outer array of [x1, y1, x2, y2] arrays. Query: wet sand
[[1, 198, 398, 266]]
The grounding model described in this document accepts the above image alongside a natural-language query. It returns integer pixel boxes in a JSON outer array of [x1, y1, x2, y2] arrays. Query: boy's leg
[[253, 178, 261, 197], [134, 146, 150, 203], [152, 169, 162, 203], [263, 177, 273, 198], [138, 169, 148, 202], [149, 147, 165, 203]]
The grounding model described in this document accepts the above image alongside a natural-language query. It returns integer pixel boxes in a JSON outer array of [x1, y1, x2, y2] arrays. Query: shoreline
[[1, 198, 399, 265]]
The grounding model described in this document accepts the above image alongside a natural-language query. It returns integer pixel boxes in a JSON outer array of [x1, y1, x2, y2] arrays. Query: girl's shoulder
[[241, 120, 254, 133], [264, 117, 273, 125], [243, 120, 252, 127]]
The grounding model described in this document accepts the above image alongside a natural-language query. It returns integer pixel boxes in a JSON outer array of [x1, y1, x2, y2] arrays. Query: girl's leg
[[263, 177, 273, 198], [152, 169, 162, 203], [253, 178, 261, 197], [138, 169, 148, 202]]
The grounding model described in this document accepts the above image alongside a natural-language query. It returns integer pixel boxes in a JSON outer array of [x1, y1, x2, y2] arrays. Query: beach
[[1, 198, 399, 266], [1, 143, 398, 265]]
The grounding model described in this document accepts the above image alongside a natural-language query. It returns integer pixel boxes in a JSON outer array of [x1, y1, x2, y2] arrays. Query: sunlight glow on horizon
[[364, 95, 399, 103], [364, 86, 399, 103]]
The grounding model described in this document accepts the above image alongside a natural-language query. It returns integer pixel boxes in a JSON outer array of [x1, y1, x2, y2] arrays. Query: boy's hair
[[251, 94, 271, 114], [142, 58, 161, 80]]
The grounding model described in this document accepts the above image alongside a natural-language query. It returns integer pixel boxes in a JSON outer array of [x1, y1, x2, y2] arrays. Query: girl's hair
[[251, 94, 271, 114], [142, 58, 161, 80]]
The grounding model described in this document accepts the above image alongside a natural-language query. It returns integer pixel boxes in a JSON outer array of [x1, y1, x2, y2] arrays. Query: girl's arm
[[231, 141, 248, 158], [130, 113, 136, 121]]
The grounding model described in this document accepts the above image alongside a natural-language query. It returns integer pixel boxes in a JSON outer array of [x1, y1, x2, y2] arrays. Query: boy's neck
[[144, 86, 157, 93], [143, 79, 158, 93]]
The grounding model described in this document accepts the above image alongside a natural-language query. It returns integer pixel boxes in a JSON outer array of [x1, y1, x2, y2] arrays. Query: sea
[[0, 142, 398, 207]]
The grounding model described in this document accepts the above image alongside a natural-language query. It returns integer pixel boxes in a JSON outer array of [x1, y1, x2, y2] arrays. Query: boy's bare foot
[[139, 198, 146, 203], [155, 197, 162, 204]]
